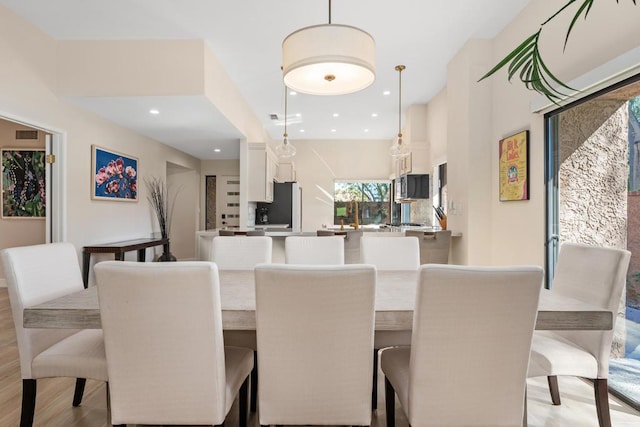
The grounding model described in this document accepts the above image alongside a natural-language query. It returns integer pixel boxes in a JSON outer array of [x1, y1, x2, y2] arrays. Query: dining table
[[22, 270, 613, 331]]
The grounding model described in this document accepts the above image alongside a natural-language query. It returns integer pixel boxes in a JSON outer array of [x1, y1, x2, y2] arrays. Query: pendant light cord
[[284, 85, 288, 139], [328, 0, 332, 24], [396, 65, 405, 138]]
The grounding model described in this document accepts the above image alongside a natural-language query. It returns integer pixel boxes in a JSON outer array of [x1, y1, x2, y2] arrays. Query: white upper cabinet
[[248, 143, 277, 202]]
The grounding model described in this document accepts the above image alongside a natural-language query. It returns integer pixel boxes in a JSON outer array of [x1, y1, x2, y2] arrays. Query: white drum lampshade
[[282, 24, 375, 96]]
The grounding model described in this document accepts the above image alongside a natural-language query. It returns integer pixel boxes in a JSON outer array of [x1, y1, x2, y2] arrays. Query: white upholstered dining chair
[[211, 235, 272, 269], [360, 235, 420, 409], [211, 234, 272, 411], [527, 242, 631, 427], [360, 235, 420, 270], [382, 264, 543, 427], [254, 264, 376, 426], [285, 235, 344, 265], [1, 242, 108, 427], [95, 261, 254, 427]]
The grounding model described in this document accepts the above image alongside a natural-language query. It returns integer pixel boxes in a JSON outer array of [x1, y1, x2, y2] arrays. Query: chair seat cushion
[[528, 332, 598, 379], [31, 329, 107, 380], [224, 346, 254, 414], [380, 346, 411, 410]]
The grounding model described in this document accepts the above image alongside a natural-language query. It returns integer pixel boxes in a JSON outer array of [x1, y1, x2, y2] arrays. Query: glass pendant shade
[[282, 24, 375, 95], [389, 135, 411, 159], [275, 135, 296, 158]]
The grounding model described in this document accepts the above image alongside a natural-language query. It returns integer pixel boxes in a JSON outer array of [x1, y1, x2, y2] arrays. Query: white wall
[[290, 139, 393, 231], [0, 5, 201, 285], [167, 162, 198, 260]]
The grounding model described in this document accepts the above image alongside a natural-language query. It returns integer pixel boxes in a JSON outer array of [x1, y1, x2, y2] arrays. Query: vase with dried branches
[[145, 176, 178, 261]]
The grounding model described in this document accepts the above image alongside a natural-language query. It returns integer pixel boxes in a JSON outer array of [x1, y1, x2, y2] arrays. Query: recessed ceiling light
[[371, 113, 378, 117], [149, 109, 160, 115], [383, 90, 391, 96], [364, 129, 369, 132], [332, 113, 339, 117], [299, 129, 305, 133], [295, 113, 301, 117], [331, 129, 337, 133], [213, 148, 221, 153], [289, 91, 297, 96]]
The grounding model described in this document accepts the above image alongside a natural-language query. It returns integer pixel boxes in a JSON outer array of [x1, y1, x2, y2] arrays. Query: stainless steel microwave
[[395, 174, 429, 200]]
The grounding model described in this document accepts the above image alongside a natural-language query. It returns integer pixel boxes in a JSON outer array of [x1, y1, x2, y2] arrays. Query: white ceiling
[[1, 0, 531, 159]]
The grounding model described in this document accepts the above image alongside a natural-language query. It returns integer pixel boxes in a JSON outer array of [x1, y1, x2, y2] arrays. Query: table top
[[83, 237, 169, 253], [23, 270, 612, 331]]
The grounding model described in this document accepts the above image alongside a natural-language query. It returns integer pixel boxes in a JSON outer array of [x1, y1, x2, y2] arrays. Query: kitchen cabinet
[[248, 143, 277, 202]]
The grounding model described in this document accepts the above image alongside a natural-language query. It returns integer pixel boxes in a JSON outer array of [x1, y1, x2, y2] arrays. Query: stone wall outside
[[558, 99, 628, 357]]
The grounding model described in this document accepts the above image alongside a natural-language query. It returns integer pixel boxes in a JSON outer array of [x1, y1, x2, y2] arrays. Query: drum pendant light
[[389, 65, 411, 159], [282, 0, 375, 96]]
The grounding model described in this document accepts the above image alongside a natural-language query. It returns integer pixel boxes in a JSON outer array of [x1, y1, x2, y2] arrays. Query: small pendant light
[[275, 84, 296, 158], [389, 65, 410, 159]]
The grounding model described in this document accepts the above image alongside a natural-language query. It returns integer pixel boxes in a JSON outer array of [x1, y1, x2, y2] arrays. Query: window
[[333, 180, 391, 225]]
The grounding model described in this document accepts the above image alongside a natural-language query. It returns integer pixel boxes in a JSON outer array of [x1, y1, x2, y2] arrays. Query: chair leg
[[547, 375, 561, 405], [385, 377, 396, 427], [594, 378, 612, 427], [372, 348, 378, 411], [239, 375, 250, 427], [20, 379, 37, 427], [72, 378, 86, 406], [250, 351, 258, 412]]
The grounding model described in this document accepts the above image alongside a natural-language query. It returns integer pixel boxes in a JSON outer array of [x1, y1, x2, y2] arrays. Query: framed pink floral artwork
[[91, 145, 138, 201]]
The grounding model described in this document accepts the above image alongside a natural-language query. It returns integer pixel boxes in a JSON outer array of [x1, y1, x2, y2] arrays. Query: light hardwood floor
[[1, 287, 640, 426]]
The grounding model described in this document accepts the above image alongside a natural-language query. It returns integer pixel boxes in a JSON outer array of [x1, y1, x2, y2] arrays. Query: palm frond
[[564, 0, 594, 50], [479, 0, 636, 101]]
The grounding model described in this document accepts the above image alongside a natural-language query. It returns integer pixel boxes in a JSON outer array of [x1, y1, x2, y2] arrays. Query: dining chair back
[[404, 230, 452, 264], [211, 235, 272, 269], [285, 236, 344, 265], [254, 264, 376, 426], [527, 242, 631, 427], [95, 261, 253, 426], [381, 264, 543, 427], [1, 242, 107, 426], [360, 236, 420, 270]]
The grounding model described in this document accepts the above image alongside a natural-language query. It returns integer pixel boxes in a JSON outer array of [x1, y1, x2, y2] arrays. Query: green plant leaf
[[564, 0, 594, 50], [477, 31, 540, 82]]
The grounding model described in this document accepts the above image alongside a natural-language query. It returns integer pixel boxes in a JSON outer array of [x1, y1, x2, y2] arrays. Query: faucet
[[348, 200, 360, 230]]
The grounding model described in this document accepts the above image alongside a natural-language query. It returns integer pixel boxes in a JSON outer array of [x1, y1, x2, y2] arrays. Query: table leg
[[82, 251, 90, 289], [115, 252, 125, 261], [137, 248, 146, 262]]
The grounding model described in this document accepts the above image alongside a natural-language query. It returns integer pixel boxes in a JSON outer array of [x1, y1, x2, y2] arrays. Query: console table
[[82, 237, 169, 288]]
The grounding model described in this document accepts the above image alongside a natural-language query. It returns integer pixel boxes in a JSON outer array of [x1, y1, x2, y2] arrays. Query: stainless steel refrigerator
[[257, 182, 302, 232]]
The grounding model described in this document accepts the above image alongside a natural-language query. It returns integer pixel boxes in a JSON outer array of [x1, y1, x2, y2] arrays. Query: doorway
[[0, 117, 57, 285], [545, 75, 640, 408]]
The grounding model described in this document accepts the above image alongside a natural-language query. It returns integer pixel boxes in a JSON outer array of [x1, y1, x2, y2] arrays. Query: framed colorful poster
[[499, 130, 529, 201], [91, 145, 138, 201], [1, 149, 46, 218]]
